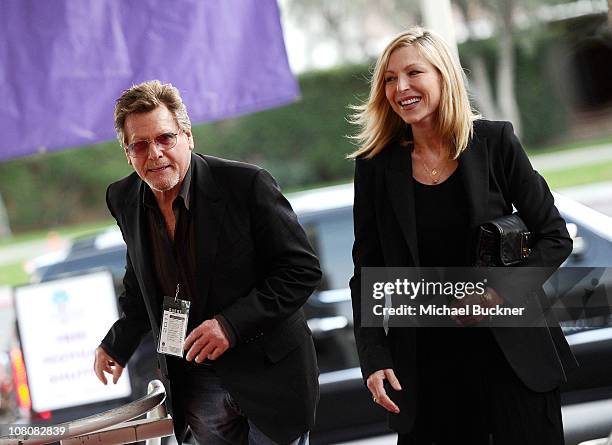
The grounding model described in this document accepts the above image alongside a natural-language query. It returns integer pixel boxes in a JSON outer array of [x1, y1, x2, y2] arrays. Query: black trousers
[[398, 328, 564, 445]]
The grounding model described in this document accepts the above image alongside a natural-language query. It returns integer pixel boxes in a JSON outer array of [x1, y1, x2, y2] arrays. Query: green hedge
[[190, 65, 370, 185]]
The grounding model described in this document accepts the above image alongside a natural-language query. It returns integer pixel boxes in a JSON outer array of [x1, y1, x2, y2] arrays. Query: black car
[[18, 184, 612, 444]]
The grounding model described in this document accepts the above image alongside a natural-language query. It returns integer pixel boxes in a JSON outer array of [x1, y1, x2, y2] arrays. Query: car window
[[301, 208, 354, 291], [41, 248, 126, 283], [557, 208, 612, 335]]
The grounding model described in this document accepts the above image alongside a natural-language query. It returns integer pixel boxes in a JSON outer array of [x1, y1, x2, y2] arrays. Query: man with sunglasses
[[93, 80, 321, 445]]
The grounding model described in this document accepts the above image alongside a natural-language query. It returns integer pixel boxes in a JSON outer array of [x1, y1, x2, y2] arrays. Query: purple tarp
[[0, 0, 298, 161]]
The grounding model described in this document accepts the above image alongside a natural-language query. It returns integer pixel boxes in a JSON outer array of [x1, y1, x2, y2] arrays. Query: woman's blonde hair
[[348, 27, 479, 159]]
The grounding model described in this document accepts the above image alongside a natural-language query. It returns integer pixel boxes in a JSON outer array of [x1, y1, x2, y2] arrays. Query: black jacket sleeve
[[219, 169, 322, 343], [349, 158, 394, 381], [491, 121, 573, 307], [100, 250, 152, 366], [99, 184, 152, 366]]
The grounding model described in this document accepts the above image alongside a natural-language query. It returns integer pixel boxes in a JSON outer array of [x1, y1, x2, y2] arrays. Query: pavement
[[0, 236, 69, 267], [556, 180, 612, 219], [530, 144, 612, 172]]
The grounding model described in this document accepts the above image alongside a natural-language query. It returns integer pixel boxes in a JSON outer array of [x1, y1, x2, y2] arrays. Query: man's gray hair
[[114, 80, 191, 146]]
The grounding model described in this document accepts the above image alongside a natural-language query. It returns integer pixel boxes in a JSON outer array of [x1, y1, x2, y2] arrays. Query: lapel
[[191, 154, 226, 308], [383, 125, 490, 265], [122, 181, 162, 323], [384, 143, 420, 265], [458, 129, 489, 229]]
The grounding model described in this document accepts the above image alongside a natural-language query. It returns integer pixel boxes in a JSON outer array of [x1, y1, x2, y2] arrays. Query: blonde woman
[[349, 27, 576, 445]]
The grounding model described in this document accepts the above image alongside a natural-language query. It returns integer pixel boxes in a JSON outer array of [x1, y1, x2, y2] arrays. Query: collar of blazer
[[381, 128, 490, 266], [118, 153, 227, 323]]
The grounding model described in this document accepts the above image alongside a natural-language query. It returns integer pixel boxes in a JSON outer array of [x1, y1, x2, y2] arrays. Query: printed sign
[[14, 270, 131, 412]]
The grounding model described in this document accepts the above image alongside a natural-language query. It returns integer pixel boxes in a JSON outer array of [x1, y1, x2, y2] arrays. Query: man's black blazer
[[101, 153, 322, 444], [349, 119, 579, 433]]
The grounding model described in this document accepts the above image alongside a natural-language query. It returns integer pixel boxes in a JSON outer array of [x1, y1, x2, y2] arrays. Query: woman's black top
[[410, 164, 505, 439], [413, 165, 470, 267]]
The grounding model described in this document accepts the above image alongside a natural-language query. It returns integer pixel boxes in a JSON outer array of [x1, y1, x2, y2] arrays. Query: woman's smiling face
[[384, 45, 442, 129]]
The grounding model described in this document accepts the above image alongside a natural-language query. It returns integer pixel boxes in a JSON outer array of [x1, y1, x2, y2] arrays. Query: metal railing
[[0, 380, 173, 445], [579, 434, 612, 445], [578, 431, 612, 445]]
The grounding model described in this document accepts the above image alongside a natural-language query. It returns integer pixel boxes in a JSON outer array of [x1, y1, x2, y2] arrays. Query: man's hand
[[94, 346, 124, 385], [451, 287, 504, 327], [184, 318, 230, 362], [367, 368, 402, 414]]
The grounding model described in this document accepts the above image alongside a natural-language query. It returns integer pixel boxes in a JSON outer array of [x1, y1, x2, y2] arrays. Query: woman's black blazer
[[349, 119, 578, 433]]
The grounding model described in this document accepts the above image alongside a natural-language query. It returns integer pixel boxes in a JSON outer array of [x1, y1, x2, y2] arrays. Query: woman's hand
[[367, 368, 402, 413]]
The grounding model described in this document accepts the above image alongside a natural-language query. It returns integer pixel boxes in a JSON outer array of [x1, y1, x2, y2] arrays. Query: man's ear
[[124, 148, 132, 165], [186, 129, 194, 151]]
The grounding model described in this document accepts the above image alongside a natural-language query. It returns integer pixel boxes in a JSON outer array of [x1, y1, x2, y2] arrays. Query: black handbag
[[475, 213, 532, 266]]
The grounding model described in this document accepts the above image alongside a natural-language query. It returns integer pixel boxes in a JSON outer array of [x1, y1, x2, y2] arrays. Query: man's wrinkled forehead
[[124, 106, 179, 143]]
